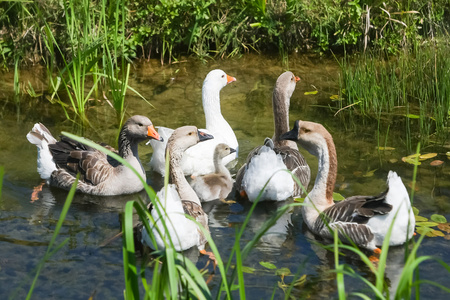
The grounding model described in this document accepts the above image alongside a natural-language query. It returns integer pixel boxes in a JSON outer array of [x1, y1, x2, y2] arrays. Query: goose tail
[[242, 146, 294, 202], [386, 171, 415, 241], [26, 123, 58, 181]]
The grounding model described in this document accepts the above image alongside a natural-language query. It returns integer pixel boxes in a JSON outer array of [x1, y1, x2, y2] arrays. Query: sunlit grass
[[337, 41, 450, 149]]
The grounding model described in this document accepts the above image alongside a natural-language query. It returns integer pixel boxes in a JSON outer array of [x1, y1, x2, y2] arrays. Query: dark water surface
[[1, 54, 449, 299]]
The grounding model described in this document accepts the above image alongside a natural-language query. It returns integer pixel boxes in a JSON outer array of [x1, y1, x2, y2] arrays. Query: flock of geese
[[27, 69, 415, 260]]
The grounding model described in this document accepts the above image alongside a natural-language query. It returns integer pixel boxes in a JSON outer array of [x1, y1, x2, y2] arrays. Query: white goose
[[235, 71, 310, 202], [26, 115, 163, 197], [190, 143, 236, 202], [149, 69, 237, 176], [142, 126, 215, 255], [281, 120, 415, 250]]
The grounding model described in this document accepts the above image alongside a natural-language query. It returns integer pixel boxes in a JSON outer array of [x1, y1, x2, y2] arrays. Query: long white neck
[[202, 85, 237, 150], [169, 148, 201, 206], [302, 138, 336, 229]]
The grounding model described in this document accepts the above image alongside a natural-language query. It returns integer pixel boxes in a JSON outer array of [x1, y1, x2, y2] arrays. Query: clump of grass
[[337, 41, 450, 148]]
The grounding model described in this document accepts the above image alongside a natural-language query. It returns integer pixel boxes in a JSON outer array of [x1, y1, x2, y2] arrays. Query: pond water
[[0, 54, 449, 299]]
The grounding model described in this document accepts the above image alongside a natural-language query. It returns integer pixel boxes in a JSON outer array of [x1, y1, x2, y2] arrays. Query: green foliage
[[1, 0, 449, 65], [337, 41, 450, 147]]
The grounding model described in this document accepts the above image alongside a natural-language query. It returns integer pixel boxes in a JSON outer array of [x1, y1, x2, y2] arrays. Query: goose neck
[[306, 137, 337, 208], [272, 89, 290, 144], [118, 129, 139, 160], [168, 147, 201, 205], [214, 152, 230, 177], [203, 87, 225, 129]]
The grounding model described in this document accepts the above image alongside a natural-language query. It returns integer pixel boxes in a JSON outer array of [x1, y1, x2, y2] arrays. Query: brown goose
[[190, 143, 236, 202], [142, 126, 215, 254], [235, 71, 310, 202], [281, 120, 415, 250], [27, 115, 163, 197]]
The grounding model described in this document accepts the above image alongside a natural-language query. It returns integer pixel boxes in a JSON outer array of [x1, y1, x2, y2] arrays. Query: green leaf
[[415, 215, 428, 222], [413, 207, 419, 216], [259, 261, 277, 270], [415, 221, 439, 227], [419, 153, 437, 161], [416, 227, 445, 237], [241, 266, 256, 274], [275, 267, 291, 276], [363, 169, 377, 177], [304, 90, 318, 95], [333, 192, 345, 201], [431, 214, 447, 223]]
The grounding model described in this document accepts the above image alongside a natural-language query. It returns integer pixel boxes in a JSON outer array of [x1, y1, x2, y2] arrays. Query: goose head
[[215, 143, 236, 159], [168, 126, 214, 153], [122, 115, 163, 143], [280, 120, 332, 157], [203, 69, 236, 92], [274, 71, 300, 102]]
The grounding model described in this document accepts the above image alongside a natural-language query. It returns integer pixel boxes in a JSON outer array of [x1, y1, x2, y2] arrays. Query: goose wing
[[314, 189, 392, 246], [49, 136, 118, 186], [274, 145, 310, 196], [181, 200, 209, 248]]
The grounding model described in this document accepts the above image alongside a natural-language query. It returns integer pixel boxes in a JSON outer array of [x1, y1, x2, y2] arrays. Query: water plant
[[336, 40, 450, 149]]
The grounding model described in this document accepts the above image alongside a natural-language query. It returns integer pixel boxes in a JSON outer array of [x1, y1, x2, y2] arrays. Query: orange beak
[[295, 76, 301, 82], [226, 74, 236, 84], [147, 125, 163, 141]]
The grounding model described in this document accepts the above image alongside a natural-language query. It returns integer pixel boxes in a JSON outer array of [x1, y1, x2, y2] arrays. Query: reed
[[337, 41, 450, 147]]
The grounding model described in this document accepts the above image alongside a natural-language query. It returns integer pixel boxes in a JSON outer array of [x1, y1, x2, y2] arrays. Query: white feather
[[242, 146, 294, 202]]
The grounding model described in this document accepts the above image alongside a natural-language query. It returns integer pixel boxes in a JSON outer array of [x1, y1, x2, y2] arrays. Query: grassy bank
[[1, 0, 449, 66]]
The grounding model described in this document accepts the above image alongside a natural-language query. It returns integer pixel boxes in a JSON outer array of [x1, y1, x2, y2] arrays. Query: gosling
[[190, 143, 235, 202]]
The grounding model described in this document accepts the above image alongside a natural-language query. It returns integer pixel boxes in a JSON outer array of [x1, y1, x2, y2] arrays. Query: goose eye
[[188, 132, 193, 136], [138, 123, 143, 126]]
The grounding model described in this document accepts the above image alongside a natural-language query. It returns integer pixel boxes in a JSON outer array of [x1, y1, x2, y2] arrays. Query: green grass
[[336, 41, 450, 149], [2, 0, 449, 66]]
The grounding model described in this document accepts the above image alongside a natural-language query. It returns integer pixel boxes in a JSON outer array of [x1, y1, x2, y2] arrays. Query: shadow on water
[[0, 54, 449, 299]]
